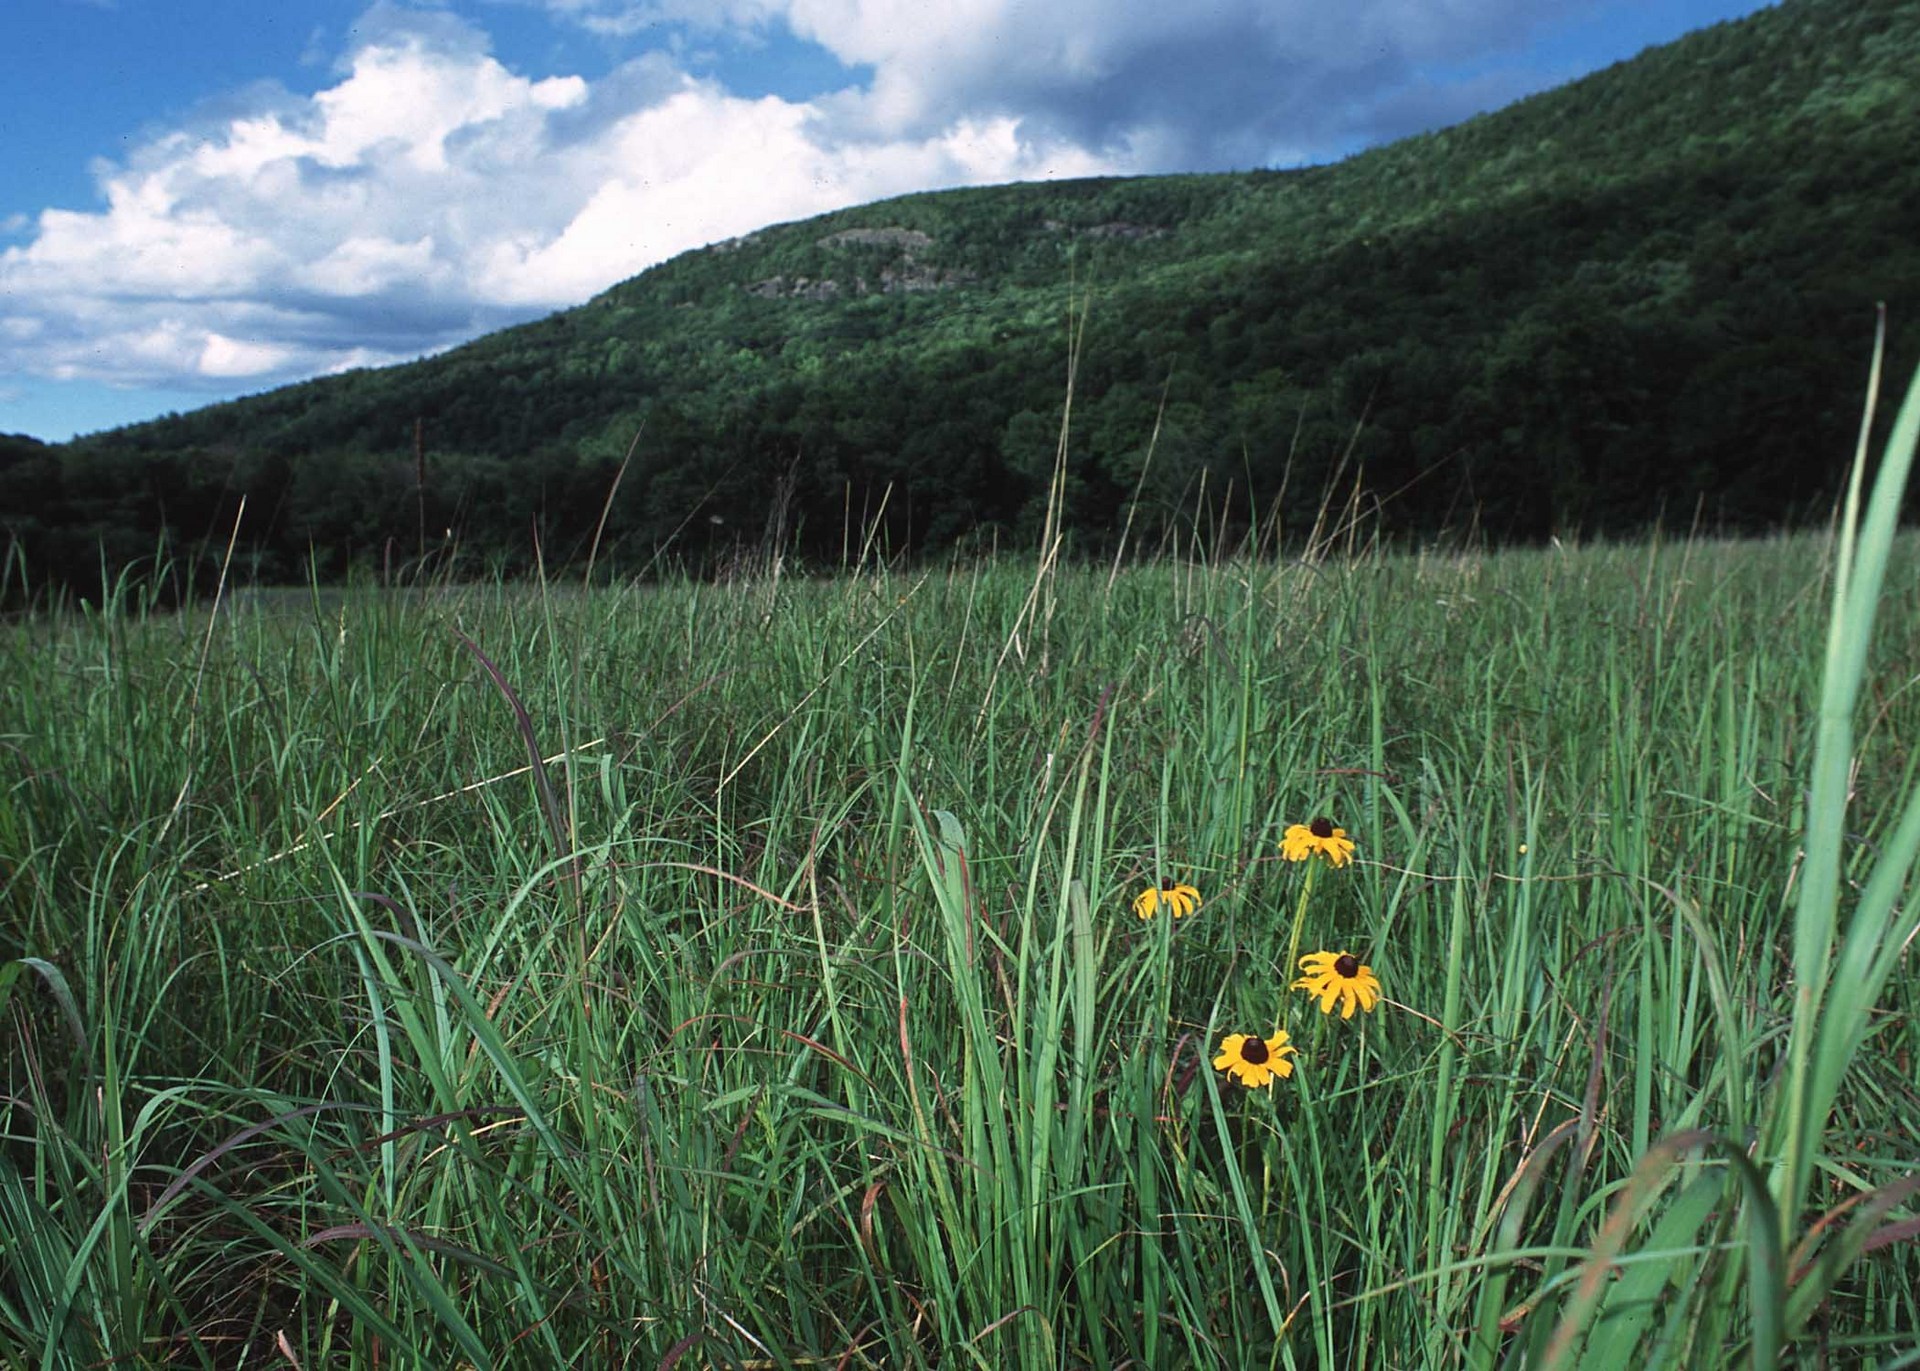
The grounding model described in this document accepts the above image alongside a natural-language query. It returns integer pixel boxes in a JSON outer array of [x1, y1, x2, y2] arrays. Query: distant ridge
[[5, 0, 1917, 591]]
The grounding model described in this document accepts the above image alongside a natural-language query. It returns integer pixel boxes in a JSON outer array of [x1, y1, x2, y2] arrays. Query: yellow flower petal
[[1293, 950, 1382, 1018], [1213, 1031, 1296, 1089], [1281, 818, 1357, 866], [1134, 880, 1201, 920]]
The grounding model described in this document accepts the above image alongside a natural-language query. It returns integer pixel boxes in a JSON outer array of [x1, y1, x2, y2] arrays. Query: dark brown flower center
[[1310, 817, 1335, 839], [1161, 879, 1179, 892], [1241, 1038, 1269, 1064], [1335, 954, 1361, 978]]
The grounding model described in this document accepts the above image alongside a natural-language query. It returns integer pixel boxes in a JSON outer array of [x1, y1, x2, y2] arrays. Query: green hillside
[[5, 0, 1919, 591]]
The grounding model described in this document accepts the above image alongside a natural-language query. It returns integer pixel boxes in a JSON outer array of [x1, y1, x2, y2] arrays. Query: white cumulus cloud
[[1, 0, 1589, 409], [0, 6, 1126, 398], [532, 0, 1572, 163]]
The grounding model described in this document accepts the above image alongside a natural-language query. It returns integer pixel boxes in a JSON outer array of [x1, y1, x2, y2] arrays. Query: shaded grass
[[3, 507, 1919, 1365]]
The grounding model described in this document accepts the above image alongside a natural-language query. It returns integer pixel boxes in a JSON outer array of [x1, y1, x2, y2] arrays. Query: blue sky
[[2, 0, 1775, 444]]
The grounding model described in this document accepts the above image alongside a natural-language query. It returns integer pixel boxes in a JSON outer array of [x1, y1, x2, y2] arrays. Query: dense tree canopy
[[7, 0, 1919, 598]]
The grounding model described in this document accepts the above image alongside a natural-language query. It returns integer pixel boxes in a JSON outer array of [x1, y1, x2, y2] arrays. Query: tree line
[[4, 0, 1917, 600]]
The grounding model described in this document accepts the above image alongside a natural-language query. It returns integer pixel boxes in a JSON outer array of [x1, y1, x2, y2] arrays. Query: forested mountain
[[5, 0, 1919, 592]]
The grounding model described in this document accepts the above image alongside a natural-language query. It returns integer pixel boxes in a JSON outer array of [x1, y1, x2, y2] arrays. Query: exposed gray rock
[[878, 263, 975, 293], [1081, 221, 1169, 241], [744, 275, 845, 300], [817, 226, 935, 251]]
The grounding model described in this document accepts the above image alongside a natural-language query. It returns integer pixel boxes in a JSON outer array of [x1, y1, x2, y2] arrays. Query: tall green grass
[[4, 376, 1920, 1367]]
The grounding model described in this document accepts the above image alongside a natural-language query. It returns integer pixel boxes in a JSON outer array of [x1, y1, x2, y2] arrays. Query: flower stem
[[1284, 859, 1318, 992]]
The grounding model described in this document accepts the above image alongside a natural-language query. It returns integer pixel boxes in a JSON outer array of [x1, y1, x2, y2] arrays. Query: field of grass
[[5, 383, 1920, 1366]]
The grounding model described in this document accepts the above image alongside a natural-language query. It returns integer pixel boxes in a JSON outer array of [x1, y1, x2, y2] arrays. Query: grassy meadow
[[6, 387, 1920, 1366]]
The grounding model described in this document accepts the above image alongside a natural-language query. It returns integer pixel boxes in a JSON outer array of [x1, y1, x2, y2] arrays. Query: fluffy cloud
[[535, 0, 1566, 164], [0, 0, 1567, 402], [0, 8, 1119, 395]]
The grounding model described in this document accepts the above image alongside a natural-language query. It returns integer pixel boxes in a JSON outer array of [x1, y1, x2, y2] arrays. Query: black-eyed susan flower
[[1293, 950, 1382, 1019], [1212, 1030, 1298, 1088], [1281, 817, 1356, 867], [1133, 878, 1201, 920]]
